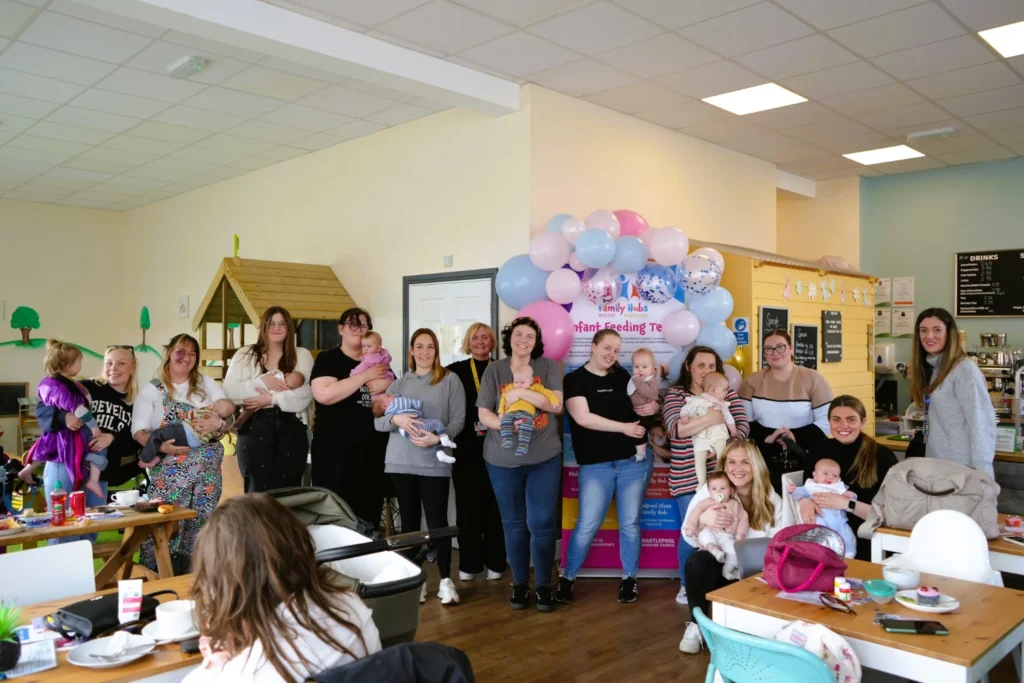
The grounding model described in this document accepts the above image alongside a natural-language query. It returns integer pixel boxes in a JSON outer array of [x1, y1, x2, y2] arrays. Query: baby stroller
[[268, 487, 458, 648]]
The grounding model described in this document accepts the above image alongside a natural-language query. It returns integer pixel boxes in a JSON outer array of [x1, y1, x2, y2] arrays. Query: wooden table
[[870, 512, 1024, 576], [16, 576, 198, 683], [709, 559, 1024, 682], [1, 509, 197, 588], [881, 435, 1022, 463]]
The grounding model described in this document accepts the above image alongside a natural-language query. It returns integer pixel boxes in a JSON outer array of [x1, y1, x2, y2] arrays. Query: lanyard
[[922, 395, 930, 444], [469, 357, 491, 393]]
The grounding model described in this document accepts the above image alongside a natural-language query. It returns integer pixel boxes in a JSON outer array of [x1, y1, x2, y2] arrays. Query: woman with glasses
[[310, 308, 392, 530], [739, 329, 833, 493], [224, 307, 314, 493]]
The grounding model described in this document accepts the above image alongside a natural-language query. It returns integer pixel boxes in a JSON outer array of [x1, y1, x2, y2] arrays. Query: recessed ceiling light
[[843, 145, 924, 165], [979, 20, 1024, 58], [702, 83, 807, 116]]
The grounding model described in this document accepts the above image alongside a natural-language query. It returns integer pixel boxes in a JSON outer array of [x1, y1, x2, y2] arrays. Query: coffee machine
[[971, 332, 1023, 421]]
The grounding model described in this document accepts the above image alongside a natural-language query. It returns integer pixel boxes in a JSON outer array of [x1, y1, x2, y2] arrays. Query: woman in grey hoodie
[[374, 328, 465, 606], [910, 308, 996, 478]]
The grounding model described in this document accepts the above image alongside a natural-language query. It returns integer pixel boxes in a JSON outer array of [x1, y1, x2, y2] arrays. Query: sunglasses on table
[[819, 593, 856, 615], [105, 345, 135, 356]]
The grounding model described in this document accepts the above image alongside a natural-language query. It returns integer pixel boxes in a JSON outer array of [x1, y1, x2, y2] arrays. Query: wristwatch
[[848, 499, 857, 511]]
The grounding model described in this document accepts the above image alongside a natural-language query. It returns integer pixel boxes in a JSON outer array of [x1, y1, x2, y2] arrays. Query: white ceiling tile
[[228, 156, 278, 170], [298, 85, 401, 117], [19, 11, 153, 63], [339, 79, 419, 102], [102, 135, 183, 156], [733, 35, 857, 81], [260, 103, 352, 131], [0, 0, 37, 38], [0, 43, 116, 86], [655, 60, 763, 99], [636, 100, 731, 128], [70, 89, 169, 119], [530, 59, 636, 97], [47, 165, 112, 182], [785, 118, 876, 145], [410, 97, 451, 111], [908, 62, 1021, 101], [0, 130, 13, 145], [14, 182, 75, 197], [127, 41, 249, 85], [257, 145, 308, 161], [614, 0, 760, 30], [46, 106, 141, 133], [256, 57, 346, 84], [162, 31, 263, 63], [123, 165, 190, 182], [680, 117, 768, 142], [444, 54, 519, 79], [454, 0, 589, 27], [855, 102, 951, 131], [169, 146, 245, 165], [910, 133, 998, 155], [883, 117, 975, 138], [95, 67, 208, 104], [584, 81, 690, 114], [458, 32, 579, 77], [45, 0, 166, 37], [130, 121, 211, 144], [828, 4, 963, 58], [283, 0, 429, 27], [816, 132, 899, 155], [324, 119, 387, 140], [934, 146, 1015, 165], [88, 182, 147, 197], [529, 1, 662, 56], [365, 103, 434, 126], [195, 133, 279, 155], [774, 0, 925, 31], [781, 61, 893, 100], [227, 119, 310, 144], [365, 30, 446, 58], [963, 107, 1024, 132], [0, 158, 51, 178], [197, 166, 246, 180], [79, 146, 158, 165], [1011, 142, 1024, 155], [678, 3, 815, 58], [721, 130, 826, 163], [148, 157, 220, 174], [0, 69, 84, 104], [220, 66, 328, 101], [7, 134, 90, 156], [25, 121, 113, 145], [59, 193, 126, 208], [4, 190, 64, 203], [152, 105, 245, 132], [872, 35, 995, 81], [376, 0, 514, 54], [990, 126, 1024, 145], [183, 87, 285, 117], [746, 101, 842, 130], [0, 145, 70, 165], [939, 0, 1024, 31], [0, 112, 37, 132], [0, 93, 58, 119], [291, 133, 345, 150], [131, 187, 182, 202], [779, 154, 860, 176], [22, 174, 93, 190], [62, 157, 136, 174], [822, 83, 925, 117], [596, 32, 717, 79], [0, 38, 6, 51], [164, 178, 209, 191], [940, 85, 1024, 118], [109, 200, 149, 211]]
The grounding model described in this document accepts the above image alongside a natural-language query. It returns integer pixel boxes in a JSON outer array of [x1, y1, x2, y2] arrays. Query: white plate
[[67, 634, 156, 669], [0, 525, 25, 538], [894, 590, 960, 613], [141, 621, 199, 644]]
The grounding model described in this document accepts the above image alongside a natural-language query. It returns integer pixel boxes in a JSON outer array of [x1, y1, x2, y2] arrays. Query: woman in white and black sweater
[[224, 307, 314, 493]]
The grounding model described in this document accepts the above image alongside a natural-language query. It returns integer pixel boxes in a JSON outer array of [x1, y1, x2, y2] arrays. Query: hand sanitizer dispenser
[[876, 343, 896, 374]]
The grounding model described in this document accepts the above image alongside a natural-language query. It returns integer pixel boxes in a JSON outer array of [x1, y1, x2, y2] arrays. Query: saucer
[[142, 621, 200, 643], [67, 634, 156, 669], [894, 590, 960, 613]]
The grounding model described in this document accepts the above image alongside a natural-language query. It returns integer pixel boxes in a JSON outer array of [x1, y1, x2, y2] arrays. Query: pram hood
[[267, 486, 372, 535]]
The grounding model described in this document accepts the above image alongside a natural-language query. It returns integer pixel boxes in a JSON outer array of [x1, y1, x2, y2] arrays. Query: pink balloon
[[584, 209, 620, 240], [639, 226, 660, 249], [723, 364, 742, 393], [529, 232, 570, 271], [568, 251, 585, 272], [650, 226, 690, 266], [614, 209, 649, 238], [546, 268, 582, 304], [518, 300, 574, 361], [662, 309, 700, 347], [561, 217, 587, 245]]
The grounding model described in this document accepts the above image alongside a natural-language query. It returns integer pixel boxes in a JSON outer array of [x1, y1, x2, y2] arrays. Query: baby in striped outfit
[[379, 393, 458, 464], [498, 364, 560, 458]]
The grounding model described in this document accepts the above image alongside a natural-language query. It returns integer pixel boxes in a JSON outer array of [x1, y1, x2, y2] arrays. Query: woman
[[477, 317, 563, 612], [185, 493, 381, 682], [224, 307, 314, 493], [662, 346, 749, 605], [739, 329, 833, 493], [679, 439, 784, 654], [557, 329, 650, 605], [910, 308, 995, 477], [132, 334, 232, 573], [309, 308, 391, 530], [374, 328, 465, 605], [798, 395, 899, 560], [445, 322, 506, 582]]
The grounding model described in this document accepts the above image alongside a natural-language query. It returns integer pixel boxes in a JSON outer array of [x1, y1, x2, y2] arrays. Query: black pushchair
[[268, 487, 458, 648]]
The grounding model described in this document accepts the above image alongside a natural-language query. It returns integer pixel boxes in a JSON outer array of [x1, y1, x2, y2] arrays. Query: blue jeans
[[42, 461, 108, 544], [564, 457, 648, 580], [486, 455, 561, 587], [675, 492, 696, 587]]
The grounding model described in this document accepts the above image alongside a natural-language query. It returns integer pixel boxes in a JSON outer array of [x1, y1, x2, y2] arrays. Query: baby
[[498, 365, 561, 458], [678, 372, 737, 488], [627, 348, 661, 462], [377, 394, 458, 464], [352, 332, 396, 397], [683, 471, 749, 579], [140, 399, 237, 464], [788, 458, 858, 558], [233, 369, 304, 431]]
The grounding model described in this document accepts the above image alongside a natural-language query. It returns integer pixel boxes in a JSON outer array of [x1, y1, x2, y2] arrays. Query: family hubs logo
[[598, 301, 650, 315]]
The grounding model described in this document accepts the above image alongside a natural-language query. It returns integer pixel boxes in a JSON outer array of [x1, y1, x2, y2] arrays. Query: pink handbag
[[763, 525, 847, 593]]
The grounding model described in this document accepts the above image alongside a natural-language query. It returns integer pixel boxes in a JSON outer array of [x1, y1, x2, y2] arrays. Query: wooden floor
[[415, 553, 1020, 683]]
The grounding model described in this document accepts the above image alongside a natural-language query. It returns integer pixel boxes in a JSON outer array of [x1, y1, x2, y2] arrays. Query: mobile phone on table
[[181, 637, 201, 654], [1003, 535, 1024, 547], [880, 619, 949, 635]]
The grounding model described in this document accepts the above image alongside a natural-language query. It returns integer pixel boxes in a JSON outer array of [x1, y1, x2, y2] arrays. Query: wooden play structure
[[192, 257, 356, 379]]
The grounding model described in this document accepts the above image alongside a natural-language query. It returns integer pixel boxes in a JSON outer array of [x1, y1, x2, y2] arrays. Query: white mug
[[155, 600, 196, 637], [113, 490, 140, 506]]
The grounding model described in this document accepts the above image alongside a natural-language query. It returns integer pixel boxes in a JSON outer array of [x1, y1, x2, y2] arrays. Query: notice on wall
[[874, 278, 891, 307], [892, 277, 914, 307], [892, 308, 915, 338], [759, 306, 789, 368], [792, 324, 818, 370], [822, 310, 843, 363], [874, 308, 892, 337], [954, 249, 1024, 317]]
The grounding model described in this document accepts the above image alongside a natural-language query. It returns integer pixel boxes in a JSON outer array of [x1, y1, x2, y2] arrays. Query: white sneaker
[[438, 578, 460, 605], [419, 584, 427, 604], [458, 571, 477, 581], [486, 568, 504, 580], [675, 587, 688, 605], [679, 622, 703, 654]]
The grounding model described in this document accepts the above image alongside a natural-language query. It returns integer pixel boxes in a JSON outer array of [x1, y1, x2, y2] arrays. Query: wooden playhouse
[[192, 257, 356, 379]]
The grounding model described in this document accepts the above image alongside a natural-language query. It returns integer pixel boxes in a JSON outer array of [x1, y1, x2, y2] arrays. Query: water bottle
[[50, 480, 66, 527]]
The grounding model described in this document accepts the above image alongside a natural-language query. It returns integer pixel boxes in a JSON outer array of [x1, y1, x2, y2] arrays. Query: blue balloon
[[546, 213, 572, 233], [575, 228, 616, 268], [670, 266, 686, 304], [611, 236, 648, 274], [635, 264, 677, 304], [697, 323, 738, 361], [688, 287, 734, 325], [496, 254, 548, 309]]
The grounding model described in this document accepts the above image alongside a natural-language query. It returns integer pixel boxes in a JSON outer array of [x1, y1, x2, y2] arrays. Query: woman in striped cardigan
[[662, 346, 748, 605]]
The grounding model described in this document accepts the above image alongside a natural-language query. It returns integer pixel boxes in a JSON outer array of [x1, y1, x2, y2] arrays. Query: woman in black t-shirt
[[556, 329, 655, 606], [310, 308, 391, 530]]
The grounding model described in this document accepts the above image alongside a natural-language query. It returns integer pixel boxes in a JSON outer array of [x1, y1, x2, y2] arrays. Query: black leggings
[[391, 473, 452, 579], [311, 432, 388, 531], [684, 549, 736, 619], [452, 456, 506, 575], [235, 408, 308, 494]]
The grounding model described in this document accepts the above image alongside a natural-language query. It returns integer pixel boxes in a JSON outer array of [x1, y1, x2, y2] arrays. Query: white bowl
[[883, 566, 920, 590]]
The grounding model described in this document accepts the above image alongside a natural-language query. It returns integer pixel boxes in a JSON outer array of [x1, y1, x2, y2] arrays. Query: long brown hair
[[717, 439, 776, 532], [910, 307, 966, 405], [192, 495, 368, 680], [160, 333, 205, 402], [245, 307, 297, 374], [829, 395, 879, 489], [408, 328, 448, 385], [674, 345, 723, 389], [763, 328, 794, 363]]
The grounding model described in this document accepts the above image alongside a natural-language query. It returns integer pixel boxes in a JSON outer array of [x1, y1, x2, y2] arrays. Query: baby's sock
[[634, 447, 646, 462], [435, 449, 456, 465], [439, 434, 457, 449]]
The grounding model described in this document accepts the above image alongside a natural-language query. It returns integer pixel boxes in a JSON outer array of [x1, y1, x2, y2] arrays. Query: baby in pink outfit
[[352, 331, 396, 397], [683, 471, 749, 579]]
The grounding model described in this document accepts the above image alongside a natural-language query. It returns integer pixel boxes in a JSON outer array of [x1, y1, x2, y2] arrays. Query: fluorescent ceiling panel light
[[843, 145, 924, 165], [979, 20, 1024, 58], [702, 83, 806, 115]]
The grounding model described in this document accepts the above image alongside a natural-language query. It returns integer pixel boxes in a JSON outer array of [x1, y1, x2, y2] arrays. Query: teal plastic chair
[[691, 607, 836, 683]]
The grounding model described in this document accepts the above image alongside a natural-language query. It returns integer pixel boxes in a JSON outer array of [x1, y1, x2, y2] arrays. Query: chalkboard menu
[[955, 249, 1024, 317], [792, 325, 818, 370], [760, 306, 789, 368], [821, 311, 843, 363], [0, 383, 28, 418]]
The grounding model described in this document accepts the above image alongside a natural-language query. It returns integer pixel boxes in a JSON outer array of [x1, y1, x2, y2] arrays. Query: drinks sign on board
[[954, 249, 1024, 317], [822, 310, 843, 363]]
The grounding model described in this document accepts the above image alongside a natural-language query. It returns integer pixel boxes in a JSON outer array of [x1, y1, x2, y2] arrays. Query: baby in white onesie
[[677, 372, 737, 488]]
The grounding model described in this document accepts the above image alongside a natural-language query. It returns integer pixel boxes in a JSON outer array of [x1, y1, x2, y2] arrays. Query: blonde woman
[[679, 439, 783, 654]]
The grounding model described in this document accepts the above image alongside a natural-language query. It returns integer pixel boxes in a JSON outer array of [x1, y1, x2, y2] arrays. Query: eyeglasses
[[345, 322, 370, 331], [762, 344, 788, 356], [819, 593, 856, 615]]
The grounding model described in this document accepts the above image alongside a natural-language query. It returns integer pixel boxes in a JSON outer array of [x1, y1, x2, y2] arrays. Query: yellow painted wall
[[776, 177, 861, 268]]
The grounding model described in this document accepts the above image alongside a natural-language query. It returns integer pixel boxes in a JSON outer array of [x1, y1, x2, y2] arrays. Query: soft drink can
[[69, 490, 86, 518]]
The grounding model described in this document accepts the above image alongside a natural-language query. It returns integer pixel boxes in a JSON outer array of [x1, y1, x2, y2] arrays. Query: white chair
[[780, 470, 804, 529], [883, 510, 1003, 586], [0, 540, 95, 606]]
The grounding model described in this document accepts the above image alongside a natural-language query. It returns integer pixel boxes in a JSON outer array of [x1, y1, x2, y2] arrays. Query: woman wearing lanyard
[[446, 323, 506, 581]]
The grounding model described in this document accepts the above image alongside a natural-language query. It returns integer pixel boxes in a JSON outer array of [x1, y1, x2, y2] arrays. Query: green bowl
[[863, 579, 897, 604]]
